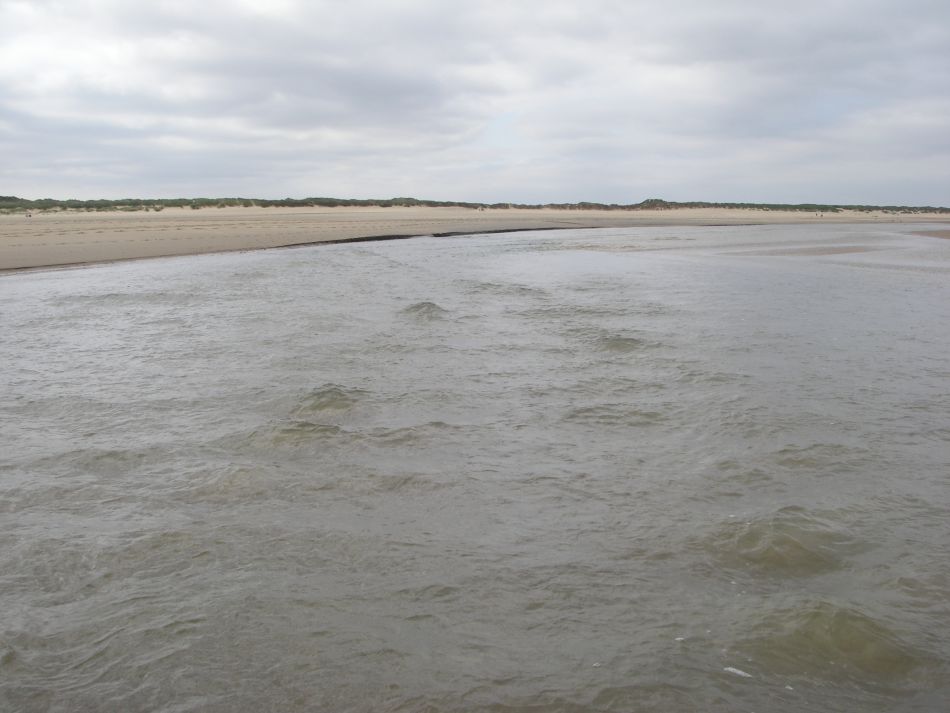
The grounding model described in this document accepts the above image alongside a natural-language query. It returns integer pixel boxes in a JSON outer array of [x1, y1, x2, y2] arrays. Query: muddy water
[[2, 223, 949, 712]]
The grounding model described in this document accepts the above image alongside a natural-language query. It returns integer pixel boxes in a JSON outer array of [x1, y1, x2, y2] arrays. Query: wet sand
[[2, 205, 949, 271]]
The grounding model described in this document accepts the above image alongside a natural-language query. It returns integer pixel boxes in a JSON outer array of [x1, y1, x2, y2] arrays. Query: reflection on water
[[1, 223, 949, 712]]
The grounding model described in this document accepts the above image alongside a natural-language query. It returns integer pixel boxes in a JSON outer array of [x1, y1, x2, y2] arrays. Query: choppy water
[[2, 223, 949, 713]]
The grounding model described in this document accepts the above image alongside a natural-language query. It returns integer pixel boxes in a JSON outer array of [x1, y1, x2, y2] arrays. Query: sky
[[1, 0, 948, 205]]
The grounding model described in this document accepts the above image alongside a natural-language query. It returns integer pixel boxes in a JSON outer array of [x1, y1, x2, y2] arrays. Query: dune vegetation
[[1, 195, 947, 215]]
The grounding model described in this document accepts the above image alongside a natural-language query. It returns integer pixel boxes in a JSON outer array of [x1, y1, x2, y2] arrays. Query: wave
[[401, 301, 449, 319], [291, 383, 367, 416], [705, 506, 863, 577], [736, 599, 930, 683]]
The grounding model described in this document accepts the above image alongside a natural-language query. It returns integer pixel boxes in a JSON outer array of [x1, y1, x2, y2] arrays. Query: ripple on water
[[178, 464, 283, 504], [563, 404, 666, 427], [264, 420, 347, 446], [770, 442, 872, 473], [367, 420, 464, 447], [47, 290, 185, 308], [464, 280, 548, 299], [594, 334, 661, 353], [590, 683, 698, 711], [515, 304, 629, 321], [632, 300, 678, 317], [395, 583, 461, 603], [712, 461, 774, 491], [250, 414, 468, 454], [360, 472, 452, 495], [706, 506, 864, 577], [30, 446, 156, 476], [888, 573, 950, 610], [673, 364, 747, 385], [737, 600, 930, 683], [5, 537, 107, 600]]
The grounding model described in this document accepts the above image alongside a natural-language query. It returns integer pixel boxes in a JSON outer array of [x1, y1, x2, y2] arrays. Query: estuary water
[[2, 223, 949, 712]]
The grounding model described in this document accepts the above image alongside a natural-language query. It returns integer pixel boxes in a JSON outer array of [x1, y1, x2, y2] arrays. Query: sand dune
[[2, 205, 949, 271]]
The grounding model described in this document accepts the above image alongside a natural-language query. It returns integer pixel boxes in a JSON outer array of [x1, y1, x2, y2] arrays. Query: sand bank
[[2, 205, 949, 271]]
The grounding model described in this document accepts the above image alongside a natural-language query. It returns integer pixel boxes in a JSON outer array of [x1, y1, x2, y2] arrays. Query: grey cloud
[[1, 0, 948, 203]]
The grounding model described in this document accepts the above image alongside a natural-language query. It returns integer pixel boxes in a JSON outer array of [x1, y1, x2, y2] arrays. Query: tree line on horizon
[[1, 195, 947, 214]]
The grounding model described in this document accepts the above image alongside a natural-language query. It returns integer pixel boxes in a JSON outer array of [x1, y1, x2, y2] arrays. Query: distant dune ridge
[[2, 195, 949, 214], [2, 198, 950, 272]]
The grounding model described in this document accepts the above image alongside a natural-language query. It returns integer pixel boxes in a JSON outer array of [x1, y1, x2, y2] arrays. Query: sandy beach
[[2, 205, 949, 272]]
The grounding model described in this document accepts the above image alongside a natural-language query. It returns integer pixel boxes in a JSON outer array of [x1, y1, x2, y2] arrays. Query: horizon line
[[3, 196, 949, 212]]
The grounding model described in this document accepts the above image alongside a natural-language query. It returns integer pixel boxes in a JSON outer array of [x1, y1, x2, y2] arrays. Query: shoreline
[[3, 205, 950, 273], [0, 227, 569, 276]]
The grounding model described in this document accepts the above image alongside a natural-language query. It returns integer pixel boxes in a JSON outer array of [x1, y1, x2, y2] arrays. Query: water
[[2, 223, 949, 712]]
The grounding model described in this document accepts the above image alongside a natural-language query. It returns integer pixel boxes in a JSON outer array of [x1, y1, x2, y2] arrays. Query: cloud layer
[[2, 0, 948, 203]]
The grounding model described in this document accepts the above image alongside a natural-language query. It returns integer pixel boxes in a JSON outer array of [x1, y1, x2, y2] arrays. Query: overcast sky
[[1, 0, 948, 204]]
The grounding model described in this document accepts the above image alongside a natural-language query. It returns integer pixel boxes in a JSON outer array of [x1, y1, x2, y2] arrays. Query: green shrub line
[[1, 195, 947, 214]]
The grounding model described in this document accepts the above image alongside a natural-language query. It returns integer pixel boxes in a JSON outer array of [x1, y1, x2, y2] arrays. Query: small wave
[[31, 446, 153, 476], [368, 426, 425, 446], [706, 507, 861, 576], [367, 421, 463, 447], [711, 463, 774, 493], [1, 482, 113, 515], [887, 573, 950, 607], [366, 473, 448, 494], [178, 464, 276, 504], [771, 443, 871, 472], [5, 537, 104, 598], [737, 600, 929, 681], [464, 281, 548, 298], [674, 364, 747, 384], [265, 420, 346, 445], [563, 404, 665, 426], [291, 383, 366, 416], [516, 304, 628, 320], [48, 290, 182, 307], [395, 583, 460, 601], [632, 301, 677, 317], [591, 683, 695, 710], [402, 301, 449, 319]]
